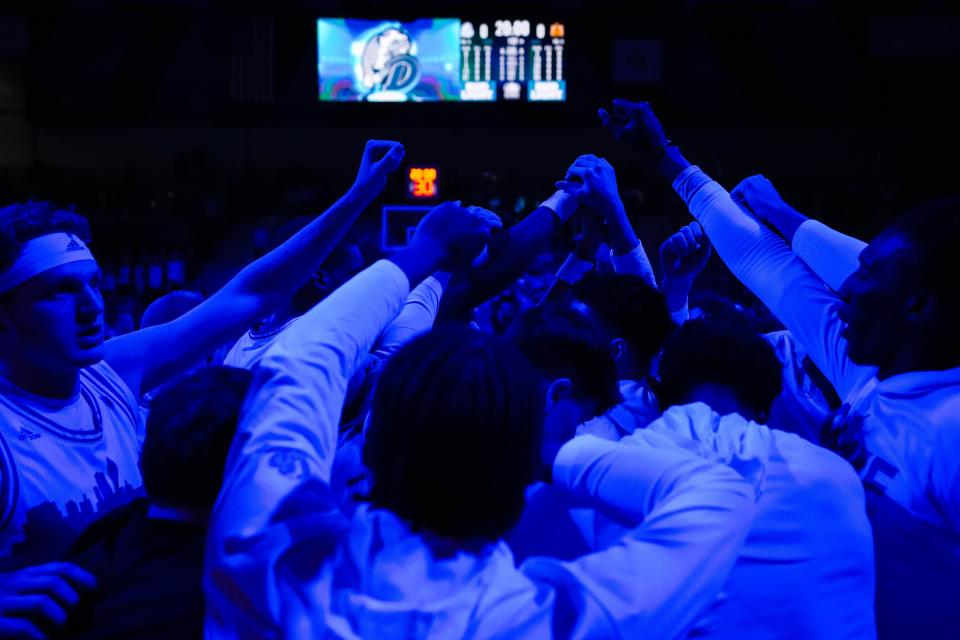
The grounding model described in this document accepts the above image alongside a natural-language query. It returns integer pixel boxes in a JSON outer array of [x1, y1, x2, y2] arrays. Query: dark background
[[1, 0, 958, 264]]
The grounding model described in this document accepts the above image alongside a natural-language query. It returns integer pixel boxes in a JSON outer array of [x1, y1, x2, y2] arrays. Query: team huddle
[[1, 100, 958, 639]]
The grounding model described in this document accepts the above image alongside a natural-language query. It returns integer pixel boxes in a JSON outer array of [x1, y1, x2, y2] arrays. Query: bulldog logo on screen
[[360, 28, 422, 94]]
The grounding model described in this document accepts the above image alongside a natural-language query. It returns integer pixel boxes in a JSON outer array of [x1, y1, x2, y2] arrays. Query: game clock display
[[318, 18, 566, 103]]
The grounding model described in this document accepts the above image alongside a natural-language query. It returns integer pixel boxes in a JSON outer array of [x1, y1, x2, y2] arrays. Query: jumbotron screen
[[317, 18, 566, 102]]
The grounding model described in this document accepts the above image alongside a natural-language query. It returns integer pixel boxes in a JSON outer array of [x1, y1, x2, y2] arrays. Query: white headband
[[0, 233, 97, 294]]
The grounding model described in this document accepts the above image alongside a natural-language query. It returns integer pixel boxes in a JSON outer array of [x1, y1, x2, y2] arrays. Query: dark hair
[[507, 303, 622, 416], [886, 197, 960, 324], [140, 366, 253, 510], [572, 272, 673, 371], [364, 327, 544, 542], [0, 201, 92, 272], [655, 319, 782, 420], [140, 290, 205, 329]]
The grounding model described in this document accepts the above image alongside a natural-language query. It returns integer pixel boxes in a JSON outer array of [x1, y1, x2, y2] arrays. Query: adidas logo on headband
[[66, 234, 85, 252], [0, 232, 96, 294]]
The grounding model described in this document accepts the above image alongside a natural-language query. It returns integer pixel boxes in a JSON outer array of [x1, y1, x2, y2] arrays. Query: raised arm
[[205, 202, 498, 637], [437, 194, 576, 323], [373, 271, 450, 358], [105, 140, 405, 397], [600, 100, 875, 399], [556, 154, 657, 287], [516, 435, 755, 640], [731, 174, 867, 291], [659, 221, 712, 324], [537, 210, 606, 306]]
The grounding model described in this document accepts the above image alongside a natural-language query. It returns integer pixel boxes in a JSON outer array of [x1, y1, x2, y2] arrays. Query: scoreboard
[[459, 20, 566, 102], [318, 17, 567, 102]]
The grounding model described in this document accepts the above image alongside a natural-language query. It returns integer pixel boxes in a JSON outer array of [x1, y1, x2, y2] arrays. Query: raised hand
[[353, 140, 405, 195], [0, 562, 96, 639], [731, 174, 810, 243], [660, 221, 712, 281], [412, 202, 503, 270], [730, 174, 791, 222], [555, 155, 624, 219], [599, 99, 672, 157]]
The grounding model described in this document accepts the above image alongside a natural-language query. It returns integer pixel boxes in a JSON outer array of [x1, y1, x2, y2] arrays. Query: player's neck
[[0, 357, 80, 399], [616, 357, 647, 382], [880, 349, 960, 381]]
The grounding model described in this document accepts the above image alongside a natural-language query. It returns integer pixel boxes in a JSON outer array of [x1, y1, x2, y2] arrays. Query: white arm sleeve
[[610, 242, 657, 288], [792, 219, 868, 292], [672, 166, 875, 400], [205, 260, 410, 638], [374, 274, 445, 358], [518, 435, 755, 640]]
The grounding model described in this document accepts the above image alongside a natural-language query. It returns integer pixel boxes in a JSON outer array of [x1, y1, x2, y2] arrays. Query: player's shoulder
[[80, 360, 138, 406]]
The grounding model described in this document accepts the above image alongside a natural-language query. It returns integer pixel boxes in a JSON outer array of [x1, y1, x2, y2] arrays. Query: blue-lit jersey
[[0, 361, 144, 568]]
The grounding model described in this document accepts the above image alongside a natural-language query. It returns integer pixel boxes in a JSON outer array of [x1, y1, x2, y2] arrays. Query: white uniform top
[[792, 219, 867, 292], [577, 378, 660, 440], [0, 361, 144, 568], [764, 329, 834, 444], [222, 276, 445, 372], [222, 318, 299, 371], [625, 404, 877, 639], [514, 402, 877, 639], [205, 260, 756, 640], [673, 165, 960, 636]]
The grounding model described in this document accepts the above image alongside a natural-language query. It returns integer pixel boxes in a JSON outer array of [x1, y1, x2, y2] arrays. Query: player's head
[[140, 290, 213, 381], [654, 319, 783, 423], [571, 272, 674, 379], [838, 197, 960, 374], [0, 202, 104, 378], [298, 241, 365, 314], [141, 366, 253, 512], [141, 290, 205, 329], [364, 326, 544, 542], [267, 217, 365, 315], [507, 303, 621, 443]]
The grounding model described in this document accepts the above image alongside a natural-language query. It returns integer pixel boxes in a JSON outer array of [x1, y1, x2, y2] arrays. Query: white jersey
[[515, 403, 876, 639], [206, 261, 756, 640], [222, 318, 299, 370], [577, 378, 660, 441], [764, 330, 834, 444], [0, 361, 145, 568], [673, 165, 960, 637], [625, 404, 876, 639]]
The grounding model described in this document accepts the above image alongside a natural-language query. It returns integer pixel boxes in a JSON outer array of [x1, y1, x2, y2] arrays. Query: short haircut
[[886, 197, 960, 323], [140, 290, 205, 329], [364, 326, 545, 541], [0, 201, 92, 272], [140, 366, 253, 510], [571, 272, 673, 370], [507, 303, 622, 416], [655, 319, 783, 419]]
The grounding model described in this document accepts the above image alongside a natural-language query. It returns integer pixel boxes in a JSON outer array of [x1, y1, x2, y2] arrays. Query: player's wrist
[[661, 275, 694, 312], [605, 206, 639, 256], [654, 145, 691, 183], [541, 190, 579, 224], [392, 236, 446, 283]]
